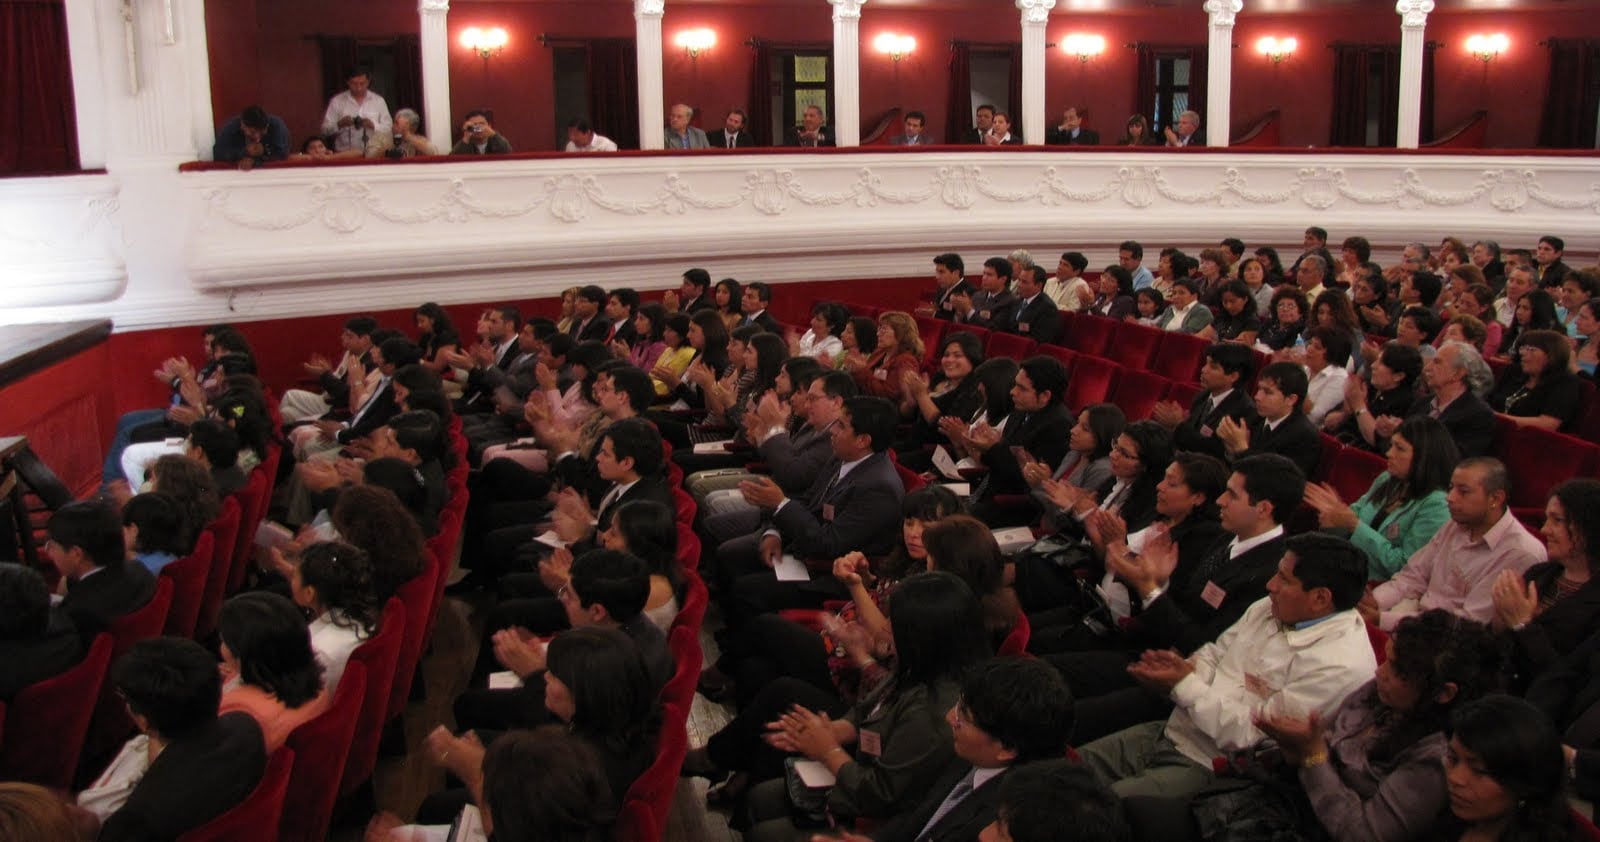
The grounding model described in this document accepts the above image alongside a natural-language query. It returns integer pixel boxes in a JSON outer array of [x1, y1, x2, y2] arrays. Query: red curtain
[[0, 0, 79, 173], [1538, 39, 1600, 149], [317, 36, 362, 104], [1134, 43, 1206, 133], [393, 34, 424, 119], [586, 39, 639, 150], [1327, 44, 1434, 147], [1330, 45, 1371, 146], [748, 40, 774, 146], [945, 43, 973, 143]]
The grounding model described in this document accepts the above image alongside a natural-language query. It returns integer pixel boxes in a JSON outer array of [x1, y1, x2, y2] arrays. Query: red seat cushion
[[0, 634, 113, 789], [282, 663, 367, 842], [1106, 322, 1163, 370]]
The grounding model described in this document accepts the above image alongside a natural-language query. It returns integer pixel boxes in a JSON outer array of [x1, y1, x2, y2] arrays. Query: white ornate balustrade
[[4, 149, 1599, 329]]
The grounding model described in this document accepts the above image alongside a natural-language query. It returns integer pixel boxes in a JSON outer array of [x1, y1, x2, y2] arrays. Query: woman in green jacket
[[1303, 416, 1458, 581]]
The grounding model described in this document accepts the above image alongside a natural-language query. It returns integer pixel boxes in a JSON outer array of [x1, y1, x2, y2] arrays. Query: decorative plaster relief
[[0, 176, 127, 308], [1203, 0, 1243, 27], [1016, 0, 1057, 25], [828, 0, 865, 21], [1395, 0, 1434, 28]]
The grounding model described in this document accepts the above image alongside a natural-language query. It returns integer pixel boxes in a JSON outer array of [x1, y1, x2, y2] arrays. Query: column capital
[[1395, 0, 1433, 28], [1203, 0, 1243, 27], [419, 0, 449, 13], [1015, 0, 1056, 25], [635, 0, 665, 18], [829, 0, 866, 22]]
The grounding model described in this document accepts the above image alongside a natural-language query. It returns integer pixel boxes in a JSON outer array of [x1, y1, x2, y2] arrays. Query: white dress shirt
[[320, 90, 392, 152]]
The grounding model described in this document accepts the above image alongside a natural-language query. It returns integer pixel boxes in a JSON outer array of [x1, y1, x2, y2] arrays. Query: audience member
[[983, 112, 1023, 145], [950, 257, 1019, 329], [217, 591, 330, 752], [1216, 361, 1321, 478], [710, 108, 752, 148], [1087, 265, 1136, 319], [974, 760, 1129, 842], [1006, 264, 1063, 344], [331, 484, 428, 603], [213, 105, 289, 170], [565, 118, 618, 152], [1117, 114, 1155, 146], [968, 356, 1073, 525], [365, 107, 436, 158], [889, 110, 932, 145], [1534, 234, 1571, 287], [451, 110, 512, 155], [1163, 110, 1204, 147], [1429, 695, 1575, 841], [47, 501, 156, 646], [289, 540, 379, 694], [664, 103, 710, 149], [1487, 328, 1584, 433], [0, 563, 82, 701], [1152, 342, 1258, 461], [1386, 342, 1496, 457], [849, 312, 923, 404], [966, 105, 996, 144], [1155, 278, 1212, 334], [120, 492, 188, 574], [1048, 106, 1099, 145], [320, 66, 391, 153], [0, 783, 91, 841], [787, 105, 834, 147], [1491, 478, 1600, 689]]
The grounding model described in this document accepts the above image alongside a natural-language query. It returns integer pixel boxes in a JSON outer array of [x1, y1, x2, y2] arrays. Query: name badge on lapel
[[1018, 322, 1030, 333], [822, 503, 836, 521], [1200, 580, 1226, 609], [858, 729, 883, 757]]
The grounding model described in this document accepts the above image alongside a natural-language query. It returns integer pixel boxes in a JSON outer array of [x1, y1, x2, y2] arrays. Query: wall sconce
[[1255, 36, 1297, 64], [674, 28, 716, 59], [1059, 33, 1106, 63], [873, 33, 916, 62], [1465, 33, 1508, 63], [460, 26, 508, 60]]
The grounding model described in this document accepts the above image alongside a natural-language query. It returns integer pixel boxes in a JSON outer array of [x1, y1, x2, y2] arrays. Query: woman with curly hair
[[290, 540, 380, 693], [331, 484, 426, 603], [148, 454, 220, 554]]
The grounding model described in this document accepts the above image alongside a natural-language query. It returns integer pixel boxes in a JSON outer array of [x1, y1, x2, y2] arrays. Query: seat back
[[0, 634, 113, 789], [226, 469, 272, 595], [1036, 344, 1077, 373], [673, 568, 709, 634], [616, 800, 659, 842], [674, 522, 701, 572], [175, 747, 294, 842], [389, 562, 440, 724], [1150, 331, 1210, 384], [662, 624, 704, 711], [1108, 370, 1169, 422], [914, 315, 949, 370], [282, 662, 368, 842], [1055, 309, 1078, 341], [1312, 434, 1344, 485], [1105, 322, 1163, 370], [341, 599, 404, 797], [621, 701, 690, 842], [196, 496, 242, 640], [83, 577, 175, 777], [998, 610, 1031, 656], [984, 331, 1036, 362], [671, 486, 697, 525], [1063, 314, 1116, 356], [1325, 446, 1387, 503], [1063, 356, 1121, 413], [1504, 425, 1599, 510], [1164, 380, 1204, 407], [161, 530, 214, 637]]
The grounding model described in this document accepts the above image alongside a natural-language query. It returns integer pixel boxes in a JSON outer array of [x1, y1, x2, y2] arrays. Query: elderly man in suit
[[664, 103, 709, 150]]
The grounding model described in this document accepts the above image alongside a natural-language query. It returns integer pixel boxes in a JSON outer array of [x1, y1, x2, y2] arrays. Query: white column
[[419, 0, 452, 149], [1203, 0, 1242, 148], [829, 0, 866, 146], [61, 0, 109, 168], [1015, 0, 1055, 145], [636, 0, 666, 150], [1394, 0, 1434, 149]]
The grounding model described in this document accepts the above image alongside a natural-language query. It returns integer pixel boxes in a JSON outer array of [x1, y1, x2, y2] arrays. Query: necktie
[[1201, 396, 1215, 418], [917, 772, 977, 840], [596, 484, 623, 524], [810, 465, 843, 511]]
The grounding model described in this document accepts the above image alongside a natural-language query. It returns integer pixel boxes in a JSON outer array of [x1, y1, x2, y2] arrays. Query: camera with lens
[[385, 133, 406, 159]]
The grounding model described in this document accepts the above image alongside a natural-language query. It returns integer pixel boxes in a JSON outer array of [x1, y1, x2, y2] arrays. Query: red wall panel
[[0, 342, 118, 497]]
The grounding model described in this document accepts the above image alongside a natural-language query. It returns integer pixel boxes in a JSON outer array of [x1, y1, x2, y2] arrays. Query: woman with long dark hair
[[938, 357, 1019, 464], [1023, 402, 1125, 528], [1488, 329, 1585, 433], [289, 540, 380, 694], [1040, 419, 1172, 538], [1499, 288, 1560, 360], [1117, 114, 1156, 146], [218, 592, 329, 752], [414, 302, 460, 373], [1426, 695, 1574, 841], [1337, 343, 1423, 451], [623, 302, 668, 373], [1306, 416, 1457, 581], [1087, 265, 1135, 320], [899, 332, 985, 463], [794, 301, 848, 360], [1200, 280, 1261, 344], [714, 278, 744, 332], [1491, 478, 1600, 690]]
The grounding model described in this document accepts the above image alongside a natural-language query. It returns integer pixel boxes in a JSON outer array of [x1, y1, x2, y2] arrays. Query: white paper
[[692, 440, 734, 454], [932, 445, 961, 479], [533, 530, 569, 549], [1097, 573, 1134, 622], [487, 671, 523, 690], [773, 554, 811, 582], [792, 759, 837, 788], [940, 482, 971, 497], [254, 520, 294, 549], [991, 526, 1037, 555]]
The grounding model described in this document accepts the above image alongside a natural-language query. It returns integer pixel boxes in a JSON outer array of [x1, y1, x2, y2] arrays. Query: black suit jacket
[[785, 127, 836, 147], [770, 450, 905, 560], [318, 350, 372, 408], [57, 563, 157, 646], [682, 294, 717, 314], [980, 402, 1074, 498], [568, 473, 676, 558], [1046, 127, 1100, 146], [1127, 530, 1286, 655], [338, 378, 399, 444], [609, 319, 638, 347], [0, 612, 83, 701], [1406, 391, 1495, 458], [1240, 413, 1321, 479], [98, 713, 267, 842], [961, 289, 1019, 330], [569, 316, 613, 344], [709, 129, 752, 149], [741, 310, 782, 334], [872, 760, 1006, 842], [1172, 389, 1258, 460], [758, 421, 837, 496], [933, 280, 975, 321], [1007, 294, 1061, 345]]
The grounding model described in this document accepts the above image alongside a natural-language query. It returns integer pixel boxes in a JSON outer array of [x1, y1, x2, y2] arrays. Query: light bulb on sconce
[[1059, 33, 1106, 63], [873, 33, 916, 62], [460, 26, 508, 60], [1255, 36, 1297, 64], [1465, 33, 1508, 63], [674, 29, 716, 58]]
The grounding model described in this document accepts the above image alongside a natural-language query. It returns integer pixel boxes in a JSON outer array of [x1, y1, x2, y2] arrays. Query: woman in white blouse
[[289, 540, 380, 694]]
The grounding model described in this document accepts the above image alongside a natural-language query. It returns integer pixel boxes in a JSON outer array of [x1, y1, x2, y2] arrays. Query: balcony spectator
[[1047, 106, 1099, 145], [709, 108, 752, 148], [787, 105, 834, 147], [983, 112, 1023, 146], [213, 106, 289, 171], [889, 110, 932, 146], [451, 110, 512, 155], [1117, 114, 1156, 146], [664, 103, 709, 150], [365, 108, 436, 158], [319, 66, 389, 153], [1163, 110, 1205, 147], [565, 118, 618, 153], [965, 104, 996, 144]]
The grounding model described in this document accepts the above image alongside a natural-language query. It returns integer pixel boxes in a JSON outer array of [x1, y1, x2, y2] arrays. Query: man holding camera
[[366, 108, 437, 158], [320, 67, 391, 153], [451, 110, 514, 155]]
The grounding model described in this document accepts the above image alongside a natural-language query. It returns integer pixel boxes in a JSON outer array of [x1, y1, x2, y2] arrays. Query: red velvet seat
[[671, 486, 697, 525], [1062, 314, 1116, 357], [389, 562, 440, 724], [1312, 434, 1344, 485], [1365, 623, 1389, 666], [1152, 331, 1212, 384], [620, 700, 690, 842], [947, 325, 989, 352], [1325, 446, 1387, 503], [1064, 355, 1121, 413], [0, 633, 113, 789], [1105, 322, 1163, 370], [282, 662, 367, 842], [673, 568, 709, 634], [998, 611, 1031, 657], [195, 496, 242, 640], [1502, 425, 1600, 512], [1056, 309, 1077, 340], [662, 624, 704, 711], [1037, 344, 1078, 373], [984, 331, 1036, 362], [224, 469, 269, 596], [1574, 808, 1600, 842], [617, 800, 659, 842], [83, 576, 176, 777], [424, 506, 464, 647], [341, 599, 404, 797], [1108, 369, 1169, 422], [674, 522, 701, 572], [160, 530, 214, 638], [914, 315, 949, 370], [176, 747, 294, 842], [1164, 380, 1204, 407]]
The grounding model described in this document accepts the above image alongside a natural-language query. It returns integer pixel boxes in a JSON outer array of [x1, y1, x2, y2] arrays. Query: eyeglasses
[[1113, 445, 1141, 460]]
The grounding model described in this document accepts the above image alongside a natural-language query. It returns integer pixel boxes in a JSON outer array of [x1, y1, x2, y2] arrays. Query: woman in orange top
[[217, 592, 330, 752], [847, 311, 924, 410]]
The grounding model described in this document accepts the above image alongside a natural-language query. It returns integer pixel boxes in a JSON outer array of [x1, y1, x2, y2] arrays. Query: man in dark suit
[[98, 638, 267, 841], [551, 417, 673, 555], [185, 419, 246, 496], [324, 336, 420, 447], [1045, 106, 1099, 146], [709, 108, 753, 149], [786, 105, 835, 147], [604, 287, 640, 346], [889, 110, 935, 146], [1398, 341, 1497, 458], [964, 104, 996, 144], [457, 307, 524, 411], [738, 281, 782, 332], [1163, 110, 1205, 147], [664, 267, 717, 314], [567, 285, 613, 343], [1217, 361, 1321, 479], [950, 257, 1019, 330], [918, 252, 974, 321], [1005, 264, 1062, 345], [716, 397, 905, 620], [1151, 343, 1259, 460], [47, 501, 156, 646], [870, 658, 1076, 842], [971, 356, 1073, 525], [1535, 234, 1571, 288], [1047, 453, 1305, 743], [0, 563, 83, 701], [305, 316, 378, 413]]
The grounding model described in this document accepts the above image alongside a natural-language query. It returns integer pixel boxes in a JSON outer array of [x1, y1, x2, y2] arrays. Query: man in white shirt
[[1493, 264, 1535, 328], [1076, 532, 1376, 800], [565, 119, 618, 153], [1045, 252, 1093, 312], [1301, 326, 1352, 428], [320, 67, 391, 153], [1360, 457, 1545, 631]]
